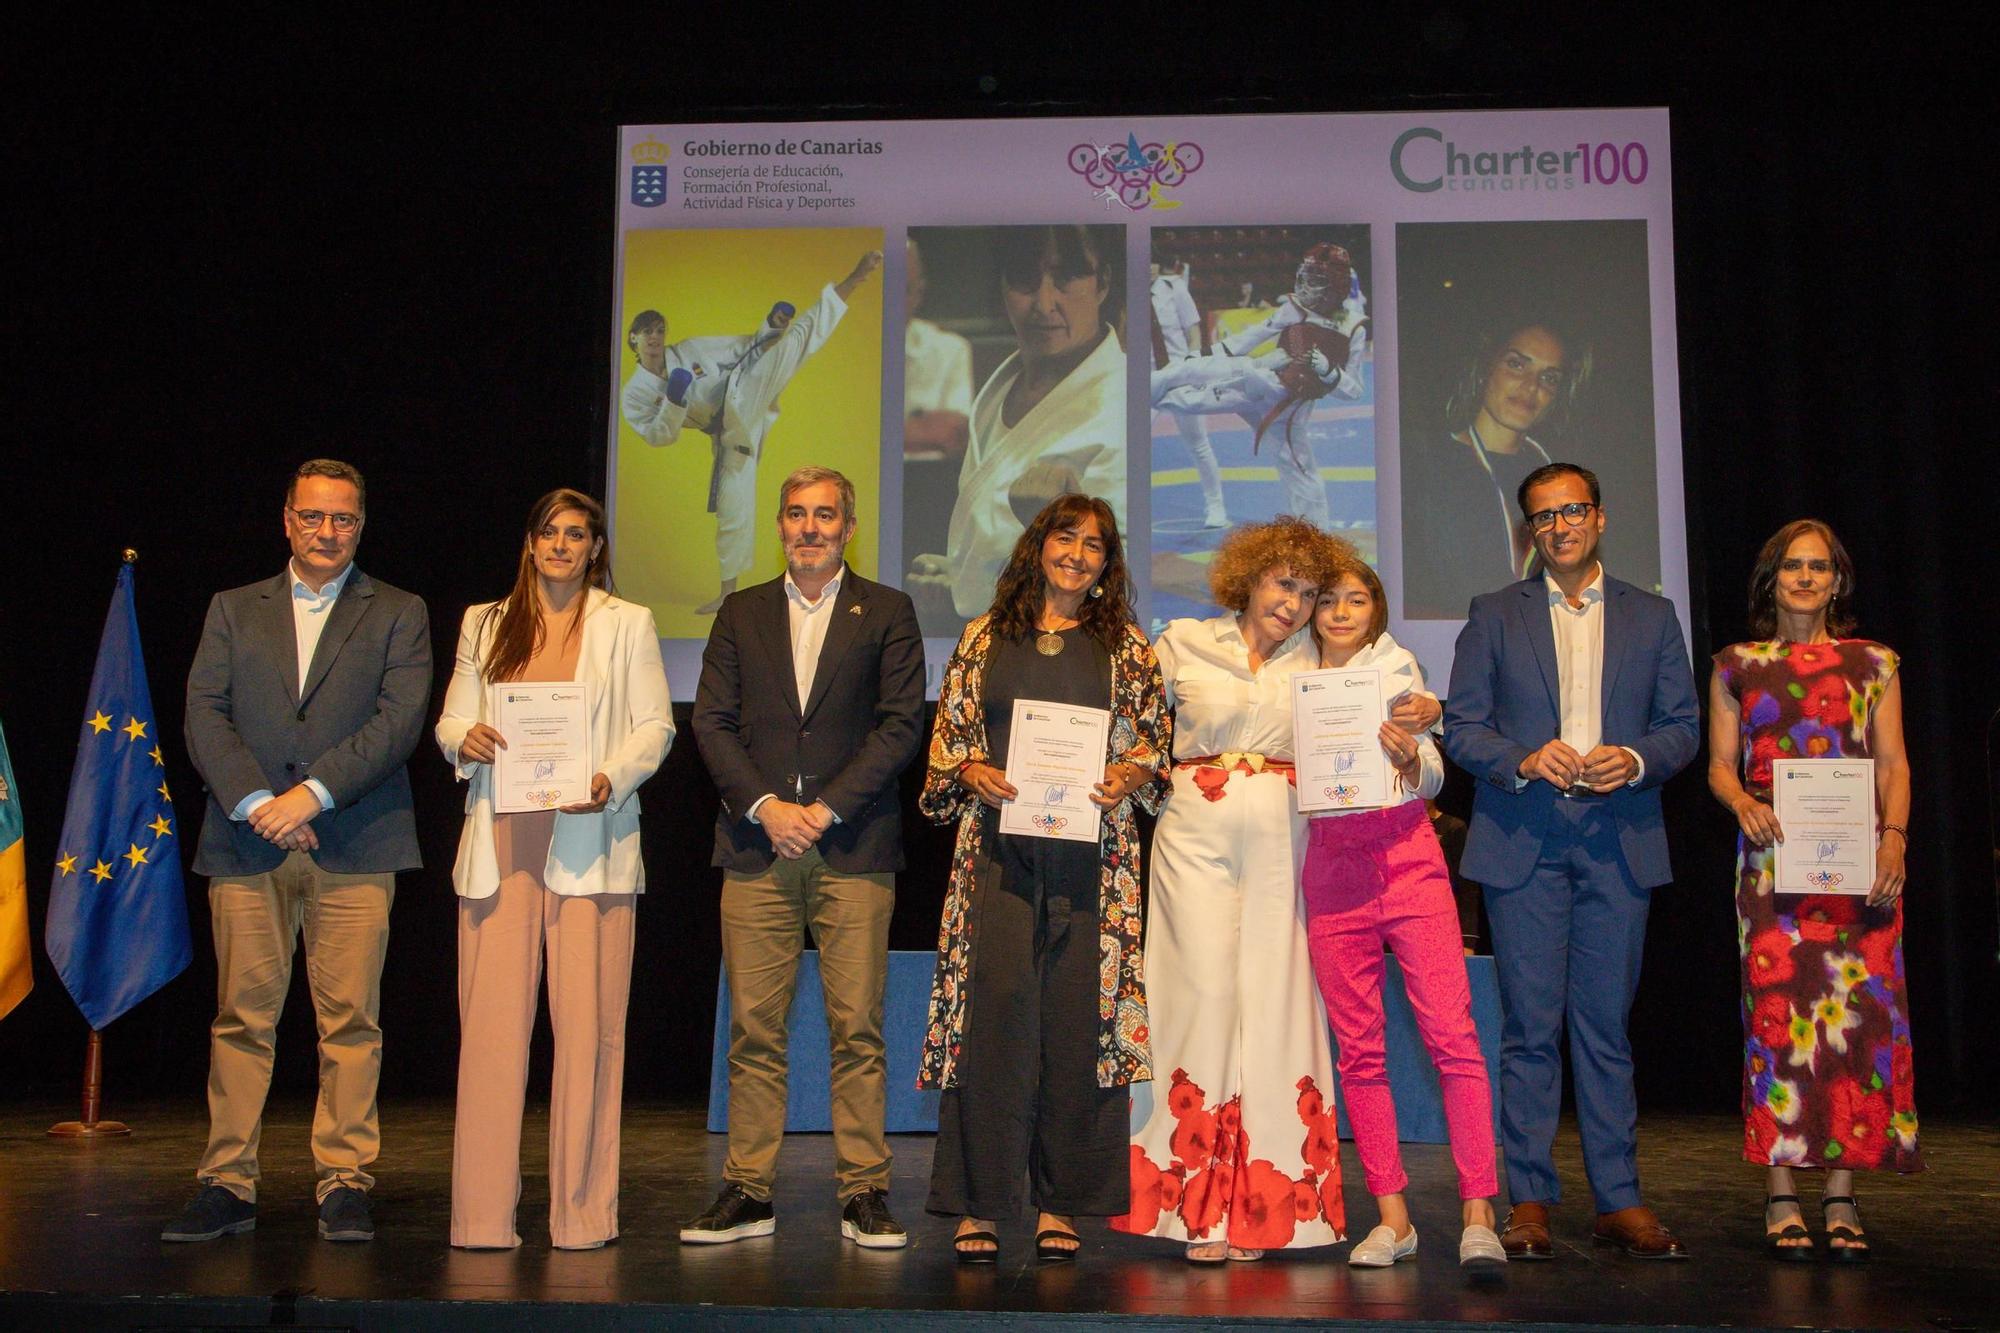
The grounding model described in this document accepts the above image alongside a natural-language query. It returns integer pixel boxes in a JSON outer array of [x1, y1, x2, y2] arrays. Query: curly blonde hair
[[1208, 517, 1356, 612]]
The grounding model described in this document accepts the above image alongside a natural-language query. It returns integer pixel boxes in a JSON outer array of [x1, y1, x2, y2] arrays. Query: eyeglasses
[[288, 506, 362, 534], [1525, 501, 1596, 533]]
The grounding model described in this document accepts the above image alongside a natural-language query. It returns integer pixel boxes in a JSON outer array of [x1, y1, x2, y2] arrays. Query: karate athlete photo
[[1150, 242, 1368, 530], [621, 249, 883, 615]]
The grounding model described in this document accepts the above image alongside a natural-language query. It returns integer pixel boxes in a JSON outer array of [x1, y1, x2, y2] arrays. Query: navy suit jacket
[[1442, 574, 1699, 890], [692, 567, 925, 874]]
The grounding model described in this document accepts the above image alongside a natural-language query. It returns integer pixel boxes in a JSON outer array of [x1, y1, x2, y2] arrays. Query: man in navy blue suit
[[1443, 462, 1699, 1261]]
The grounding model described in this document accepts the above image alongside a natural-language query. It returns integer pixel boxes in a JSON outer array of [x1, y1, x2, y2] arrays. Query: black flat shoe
[[1821, 1195, 1871, 1264], [1763, 1193, 1813, 1262], [1036, 1227, 1080, 1262], [954, 1228, 1000, 1264]]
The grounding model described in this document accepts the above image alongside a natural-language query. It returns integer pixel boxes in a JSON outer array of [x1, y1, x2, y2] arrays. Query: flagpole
[[48, 1029, 131, 1137], [47, 548, 147, 1141]]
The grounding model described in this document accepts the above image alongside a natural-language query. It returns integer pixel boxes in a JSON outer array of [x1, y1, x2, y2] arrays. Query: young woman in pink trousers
[[1300, 557, 1505, 1268]]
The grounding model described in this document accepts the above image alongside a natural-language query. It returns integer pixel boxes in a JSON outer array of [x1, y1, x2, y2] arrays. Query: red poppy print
[[1721, 638, 1920, 1173], [1799, 673, 1852, 727], [1116, 1145, 1164, 1234], [1747, 928, 1796, 988], [1180, 1163, 1231, 1237], [1827, 1077, 1891, 1168], [1786, 642, 1842, 676], [1191, 767, 1230, 802], [1229, 1159, 1302, 1250], [1751, 991, 1792, 1049], [1748, 734, 1783, 787]]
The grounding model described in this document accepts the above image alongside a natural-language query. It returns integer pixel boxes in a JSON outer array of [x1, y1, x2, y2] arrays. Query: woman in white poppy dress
[[1113, 518, 1348, 1262]]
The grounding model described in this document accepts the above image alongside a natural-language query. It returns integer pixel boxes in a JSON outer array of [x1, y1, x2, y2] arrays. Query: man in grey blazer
[[162, 459, 431, 1244], [687, 465, 925, 1249]]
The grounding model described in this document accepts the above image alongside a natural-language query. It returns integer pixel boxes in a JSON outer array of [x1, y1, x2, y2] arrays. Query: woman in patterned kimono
[[917, 493, 1169, 1264], [1708, 519, 1918, 1263]]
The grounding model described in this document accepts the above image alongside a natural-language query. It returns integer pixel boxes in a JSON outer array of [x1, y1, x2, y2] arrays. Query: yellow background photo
[[615, 225, 884, 640]]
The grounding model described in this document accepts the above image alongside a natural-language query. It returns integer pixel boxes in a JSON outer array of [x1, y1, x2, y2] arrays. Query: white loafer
[[1460, 1222, 1508, 1266], [1348, 1223, 1419, 1267]]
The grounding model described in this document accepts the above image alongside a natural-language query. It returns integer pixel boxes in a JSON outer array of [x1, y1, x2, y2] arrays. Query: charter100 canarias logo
[[1390, 126, 1649, 194]]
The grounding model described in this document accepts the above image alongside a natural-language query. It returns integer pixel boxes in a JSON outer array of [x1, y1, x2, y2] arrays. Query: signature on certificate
[[1044, 784, 1070, 806], [1815, 839, 1842, 862], [1335, 751, 1357, 774]]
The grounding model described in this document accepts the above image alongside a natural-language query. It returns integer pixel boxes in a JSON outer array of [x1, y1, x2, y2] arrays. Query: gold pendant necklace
[[1035, 630, 1065, 656]]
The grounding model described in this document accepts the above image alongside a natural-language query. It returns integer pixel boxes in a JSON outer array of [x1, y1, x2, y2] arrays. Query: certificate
[[1292, 667, 1390, 813], [491, 682, 593, 813], [998, 698, 1111, 842], [1772, 758, 1876, 896]]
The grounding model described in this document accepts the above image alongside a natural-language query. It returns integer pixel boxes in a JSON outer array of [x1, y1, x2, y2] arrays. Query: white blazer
[[435, 590, 674, 899]]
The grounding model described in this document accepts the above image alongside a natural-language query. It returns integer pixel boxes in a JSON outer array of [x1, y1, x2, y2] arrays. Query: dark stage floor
[[1, 1097, 1995, 1331]]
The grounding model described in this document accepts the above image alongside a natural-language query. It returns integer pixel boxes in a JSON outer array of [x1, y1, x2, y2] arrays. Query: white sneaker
[[1347, 1223, 1419, 1267], [1203, 499, 1230, 528], [1459, 1223, 1508, 1266]]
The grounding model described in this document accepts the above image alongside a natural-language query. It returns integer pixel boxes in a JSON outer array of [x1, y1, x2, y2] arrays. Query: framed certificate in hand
[[491, 682, 594, 813]]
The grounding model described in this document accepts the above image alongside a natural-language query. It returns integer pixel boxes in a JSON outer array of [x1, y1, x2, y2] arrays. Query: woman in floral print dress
[[1707, 519, 1919, 1263]]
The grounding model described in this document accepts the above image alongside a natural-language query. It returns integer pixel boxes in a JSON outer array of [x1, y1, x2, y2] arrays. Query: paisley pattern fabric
[[917, 614, 1170, 1090]]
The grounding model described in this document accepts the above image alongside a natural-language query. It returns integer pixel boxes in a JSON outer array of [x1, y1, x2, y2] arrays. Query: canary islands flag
[[0, 719, 31, 1021], [46, 562, 192, 1030]]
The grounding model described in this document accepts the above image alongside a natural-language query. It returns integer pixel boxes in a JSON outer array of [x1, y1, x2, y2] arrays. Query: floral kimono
[[916, 613, 1170, 1090]]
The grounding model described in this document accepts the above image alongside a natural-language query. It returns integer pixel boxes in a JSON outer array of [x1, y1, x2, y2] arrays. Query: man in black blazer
[[687, 465, 925, 1249], [164, 459, 430, 1245]]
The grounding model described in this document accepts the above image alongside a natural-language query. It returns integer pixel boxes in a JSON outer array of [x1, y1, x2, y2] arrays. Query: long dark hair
[[479, 488, 613, 684], [1747, 518, 1857, 640], [1445, 320, 1592, 439], [988, 493, 1133, 647]]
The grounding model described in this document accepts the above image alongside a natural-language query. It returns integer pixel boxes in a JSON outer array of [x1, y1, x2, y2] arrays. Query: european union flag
[[46, 560, 191, 1030]]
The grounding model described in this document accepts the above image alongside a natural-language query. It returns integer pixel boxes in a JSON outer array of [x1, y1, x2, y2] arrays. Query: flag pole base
[[49, 1029, 131, 1137], [48, 1120, 131, 1138]]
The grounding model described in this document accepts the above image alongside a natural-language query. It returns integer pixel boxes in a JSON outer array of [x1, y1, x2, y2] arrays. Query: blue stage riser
[[708, 951, 1504, 1143]]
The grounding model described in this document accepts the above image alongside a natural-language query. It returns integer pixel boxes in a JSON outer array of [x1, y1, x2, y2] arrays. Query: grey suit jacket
[[185, 567, 432, 876]]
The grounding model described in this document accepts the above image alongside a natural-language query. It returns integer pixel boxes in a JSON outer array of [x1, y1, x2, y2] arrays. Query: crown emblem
[[631, 138, 671, 164]]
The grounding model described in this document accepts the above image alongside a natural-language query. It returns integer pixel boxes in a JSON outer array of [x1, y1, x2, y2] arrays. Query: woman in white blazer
[[435, 488, 673, 1250]]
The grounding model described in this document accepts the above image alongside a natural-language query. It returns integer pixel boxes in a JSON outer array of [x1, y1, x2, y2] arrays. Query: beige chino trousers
[[721, 847, 894, 1201], [198, 849, 393, 1204]]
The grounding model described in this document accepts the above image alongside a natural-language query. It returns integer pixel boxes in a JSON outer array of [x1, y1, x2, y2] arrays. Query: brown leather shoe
[[1592, 1205, 1689, 1260], [1500, 1202, 1555, 1260]]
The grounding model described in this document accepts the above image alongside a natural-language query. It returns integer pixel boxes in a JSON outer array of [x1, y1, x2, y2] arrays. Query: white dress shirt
[[748, 565, 846, 823], [1536, 564, 1643, 789], [231, 559, 350, 819], [1156, 614, 1320, 760]]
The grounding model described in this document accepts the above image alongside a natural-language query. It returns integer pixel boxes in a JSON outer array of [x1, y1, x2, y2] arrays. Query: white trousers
[[1124, 767, 1343, 1248]]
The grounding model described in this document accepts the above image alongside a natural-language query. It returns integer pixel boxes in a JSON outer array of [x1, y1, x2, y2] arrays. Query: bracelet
[[1880, 824, 1907, 841]]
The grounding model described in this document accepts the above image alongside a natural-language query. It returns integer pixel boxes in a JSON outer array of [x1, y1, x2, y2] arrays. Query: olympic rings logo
[[1068, 137, 1205, 211], [1032, 812, 1070, 833]]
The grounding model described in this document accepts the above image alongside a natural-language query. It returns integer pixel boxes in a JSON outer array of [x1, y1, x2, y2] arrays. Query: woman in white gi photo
[[908, 224, 1126, 630], [435, 488, 673, 1249]]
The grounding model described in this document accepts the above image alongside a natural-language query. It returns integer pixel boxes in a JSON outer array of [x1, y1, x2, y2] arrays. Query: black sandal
[[1821, 1195, 1871, 1263], [1763, 1193, 1814, 1262], [1036, 1227, 1081, 1262], [954, 1228, 1000, 1265]]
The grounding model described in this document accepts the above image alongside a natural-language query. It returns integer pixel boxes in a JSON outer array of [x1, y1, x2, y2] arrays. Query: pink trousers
[[1301, 800, 1497, 1200]]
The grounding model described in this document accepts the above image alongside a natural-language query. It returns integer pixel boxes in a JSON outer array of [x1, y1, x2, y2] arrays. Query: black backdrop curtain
[[4, 17, 1994, 1121]]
